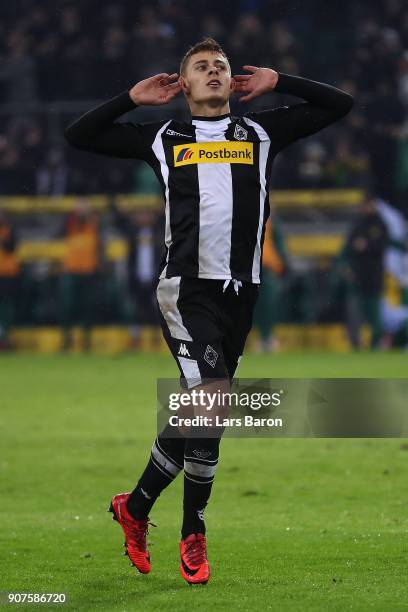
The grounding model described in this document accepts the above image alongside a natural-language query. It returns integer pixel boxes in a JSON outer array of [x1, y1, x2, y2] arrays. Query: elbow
[[64, 126, 79, 147], [339, 93, 354, 116], [64, 125, 78, 147], [64, 124, 86, 150]]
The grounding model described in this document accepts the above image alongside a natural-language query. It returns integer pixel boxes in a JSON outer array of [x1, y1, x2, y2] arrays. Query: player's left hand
[[233, 66, 279, 102]]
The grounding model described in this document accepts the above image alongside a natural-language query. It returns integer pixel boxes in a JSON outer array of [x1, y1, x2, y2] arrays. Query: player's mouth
[[207, 79, 221, 88]]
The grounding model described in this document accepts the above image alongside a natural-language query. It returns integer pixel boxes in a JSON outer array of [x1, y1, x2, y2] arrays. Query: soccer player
[[65, 38, 353, 584]]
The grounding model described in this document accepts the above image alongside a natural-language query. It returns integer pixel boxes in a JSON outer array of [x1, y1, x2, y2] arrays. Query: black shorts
[[156, 276, 259, 388]]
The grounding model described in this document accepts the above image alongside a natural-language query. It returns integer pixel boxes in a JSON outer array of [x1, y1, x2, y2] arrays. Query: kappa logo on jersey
[[173, 142, 254, 167], [234, 124, 248, 141], [204, 345, 218, 368], [166, 129, 193, 138], [178, 342, 190, 357]]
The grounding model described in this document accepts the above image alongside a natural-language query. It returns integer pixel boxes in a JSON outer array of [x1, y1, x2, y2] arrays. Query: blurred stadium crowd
[[0, 0, 408, 351], [0, 0, 408, 203]]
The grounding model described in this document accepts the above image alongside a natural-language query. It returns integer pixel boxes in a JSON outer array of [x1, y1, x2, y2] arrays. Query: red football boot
[[180, 533, 210, 585], [108, 492, 152, 574]]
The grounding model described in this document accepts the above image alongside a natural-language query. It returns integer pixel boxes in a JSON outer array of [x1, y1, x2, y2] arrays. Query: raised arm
[[64, 73, 181, 158], [275, 72, 352, 112], [64, 92, 142, 158], [235, 67, 353, 149]]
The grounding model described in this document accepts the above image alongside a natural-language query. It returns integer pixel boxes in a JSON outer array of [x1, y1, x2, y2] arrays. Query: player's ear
[[230, 77, 237, 92], [179, 75, 190, 95]]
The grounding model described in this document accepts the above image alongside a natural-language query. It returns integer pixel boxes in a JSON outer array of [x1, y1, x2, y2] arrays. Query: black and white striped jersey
[[65, 72, 353, 283]]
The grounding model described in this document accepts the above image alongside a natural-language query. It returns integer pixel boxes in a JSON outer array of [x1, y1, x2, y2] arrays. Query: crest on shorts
[[234, 124, 248, 141], [204, 345, 218, 368]]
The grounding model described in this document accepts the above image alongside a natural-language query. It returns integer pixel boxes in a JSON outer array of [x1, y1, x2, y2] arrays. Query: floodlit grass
[[1, 352, 408, 611]]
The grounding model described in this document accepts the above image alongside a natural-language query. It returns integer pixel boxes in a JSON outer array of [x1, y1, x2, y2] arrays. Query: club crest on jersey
[[234, 124, 248, 141], [173, 142, 254, 167]]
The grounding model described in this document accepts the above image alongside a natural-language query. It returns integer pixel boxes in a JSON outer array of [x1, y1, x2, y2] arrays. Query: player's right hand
[[129, 73, 181, 106]]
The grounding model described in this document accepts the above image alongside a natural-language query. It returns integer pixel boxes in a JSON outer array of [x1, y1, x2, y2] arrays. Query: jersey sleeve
[[64, 91, 166, 161], [245, 73, 354, 151]]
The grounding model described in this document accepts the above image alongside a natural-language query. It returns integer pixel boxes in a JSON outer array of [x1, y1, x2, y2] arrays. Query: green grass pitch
[[1, 351, 408, 611]]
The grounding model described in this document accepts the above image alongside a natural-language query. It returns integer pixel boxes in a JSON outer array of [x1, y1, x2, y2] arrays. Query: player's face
[[181, 52, 233, 106]]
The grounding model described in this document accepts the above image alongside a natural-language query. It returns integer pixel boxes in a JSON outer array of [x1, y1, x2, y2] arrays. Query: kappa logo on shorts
[[204, 345, 218, 368], [178, 342, 190, 357]]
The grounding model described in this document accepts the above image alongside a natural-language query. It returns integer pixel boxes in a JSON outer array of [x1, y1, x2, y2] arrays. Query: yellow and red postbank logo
[[173, 142, 254, 167]]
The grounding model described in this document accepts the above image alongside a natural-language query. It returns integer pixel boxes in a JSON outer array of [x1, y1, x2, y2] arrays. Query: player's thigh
[[156, 276, 229, 387], [223, 283, 259, 379]]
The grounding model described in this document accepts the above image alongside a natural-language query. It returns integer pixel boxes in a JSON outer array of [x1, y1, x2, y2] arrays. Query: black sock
[[182, 437, 221, 539], [127, 424, 185, 519]]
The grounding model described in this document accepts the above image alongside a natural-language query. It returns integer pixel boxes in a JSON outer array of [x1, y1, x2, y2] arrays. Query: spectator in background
[[0, 116, 46, 194], [253, 215, 288, 352], [110, 202, 162, 348], [59, 199, 101, 351], [98, 25, 128, 97], [0, 210, 20, 349], [380, 297, 408, 348], [0, 29, 37, 104], [230, 13, 267, 70], [343, 194, 389, 349], [363, 79, 405, 202], [398, 49, 408, 105], [0, 0, 407, 210], [36, 147, 68, 195], [296, 141, 328, 188], [20, 120, 45, 193], [263, 20, 298, 69], [129, 6, 178, 81], [132, 163, 161, 195], [394, 114, 408, 207], [0, 133, 20, 195], [200, 15, 225, 42], [326, 135, 370, 188]]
